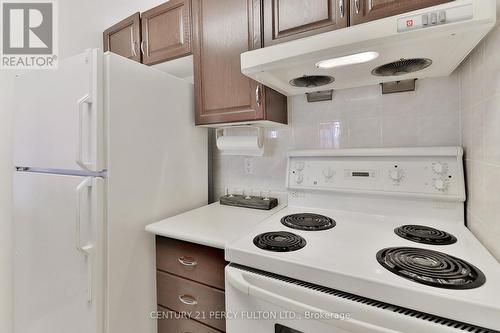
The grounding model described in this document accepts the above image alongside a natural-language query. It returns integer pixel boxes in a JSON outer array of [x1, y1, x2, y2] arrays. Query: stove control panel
[[397, 3, 472, 33], [287, 149, 465, 201]]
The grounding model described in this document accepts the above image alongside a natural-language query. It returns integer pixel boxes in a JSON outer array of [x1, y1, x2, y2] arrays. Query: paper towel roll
[[216, 135, 264, 156]]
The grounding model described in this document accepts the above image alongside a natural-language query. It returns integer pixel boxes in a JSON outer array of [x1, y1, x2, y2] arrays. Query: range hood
[[240, 0, 496, 96]]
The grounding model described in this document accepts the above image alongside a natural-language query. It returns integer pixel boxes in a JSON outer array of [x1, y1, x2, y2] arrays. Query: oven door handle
[[226, 266, 398, 333]]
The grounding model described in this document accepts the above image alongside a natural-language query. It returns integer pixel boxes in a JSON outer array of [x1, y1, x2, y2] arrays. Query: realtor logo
[[1, 0, 58, 69]]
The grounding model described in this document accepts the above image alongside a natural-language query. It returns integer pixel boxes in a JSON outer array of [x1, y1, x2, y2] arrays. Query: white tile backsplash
[[484, 96, 500, 165], [381, 114, 418, 147], [212, 75, 461, 199], [457, 15, 500, 262]]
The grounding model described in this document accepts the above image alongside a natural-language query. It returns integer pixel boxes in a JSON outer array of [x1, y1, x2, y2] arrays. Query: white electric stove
[[225, 147, 500, 333]]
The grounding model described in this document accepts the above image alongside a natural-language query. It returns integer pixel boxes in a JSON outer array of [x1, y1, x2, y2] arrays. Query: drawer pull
[[256, 85, 262, 107], [178, 256, 198, 267], [178, 294, 198, 306]]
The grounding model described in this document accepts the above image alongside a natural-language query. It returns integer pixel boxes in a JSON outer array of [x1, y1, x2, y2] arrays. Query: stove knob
[[389, 170, 403, 182], [322, 167, 334, 179], [295, 174, 304, 184], [433, 179, 448, 191], [295, 162, 305, 171], [432, 163, 447, 175]]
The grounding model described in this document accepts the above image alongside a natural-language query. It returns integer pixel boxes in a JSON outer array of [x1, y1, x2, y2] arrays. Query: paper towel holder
[[215, 125, 264, 156]]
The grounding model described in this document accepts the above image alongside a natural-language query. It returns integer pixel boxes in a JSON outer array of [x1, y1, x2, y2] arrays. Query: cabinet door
[[263, 0, 348, 46], [141, 0, 192, 65], [350, 0, 453, 25], [157, 306, 220, 333], [103, 13, 141, 62], [192, 0, 266, 125]]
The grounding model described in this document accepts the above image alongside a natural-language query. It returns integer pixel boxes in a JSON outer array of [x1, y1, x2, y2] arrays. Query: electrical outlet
[[244, 158, 254, 175]]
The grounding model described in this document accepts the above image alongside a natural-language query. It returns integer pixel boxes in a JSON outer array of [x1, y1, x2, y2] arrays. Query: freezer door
[[14, 49, 104, 172], [14, 172, 104, 333]]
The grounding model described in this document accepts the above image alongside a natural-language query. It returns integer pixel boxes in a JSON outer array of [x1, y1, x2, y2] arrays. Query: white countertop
[[145, 201, 286, 249]]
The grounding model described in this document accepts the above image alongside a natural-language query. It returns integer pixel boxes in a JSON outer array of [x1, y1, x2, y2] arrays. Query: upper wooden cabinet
[[350, 0, 453, 25], [141, 0, 192, 65], [192, 0, 287, 126], [263, 0, 348, 46], [103, 13, 141, 62]]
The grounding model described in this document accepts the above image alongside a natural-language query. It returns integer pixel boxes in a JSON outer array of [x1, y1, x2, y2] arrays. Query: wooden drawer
[[157, 271, 225, 331], [157, 306, 221, 333], [156, 236, 225, 290]]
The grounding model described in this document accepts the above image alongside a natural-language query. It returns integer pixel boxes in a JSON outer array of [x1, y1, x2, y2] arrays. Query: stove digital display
[[352, 171, 370, 177]]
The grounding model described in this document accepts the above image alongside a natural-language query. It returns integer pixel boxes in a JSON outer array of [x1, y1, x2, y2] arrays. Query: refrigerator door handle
[[76, 95, 93, 171], [76, 177, 94, 303]]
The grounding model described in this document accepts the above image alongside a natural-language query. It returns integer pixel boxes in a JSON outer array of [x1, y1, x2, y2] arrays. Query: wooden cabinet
[[192, 0, 287, 126], [156, 237, 225, 290], [157, 306, 220, 333], [350, 0, 453, 25], [155, 236, 226, 332], [157, 272, 226, 331], [141, 0, 192, 65], [103, 13, 141, 62], [263, 0, 348, 46]]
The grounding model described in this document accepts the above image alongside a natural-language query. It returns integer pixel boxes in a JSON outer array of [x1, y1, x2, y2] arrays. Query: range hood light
[[316, 51, 379, 69]]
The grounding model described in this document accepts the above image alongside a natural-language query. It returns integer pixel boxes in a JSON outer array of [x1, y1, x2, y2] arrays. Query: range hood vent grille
[[290, 75, 334, 88], [372, 58, 432, 76]]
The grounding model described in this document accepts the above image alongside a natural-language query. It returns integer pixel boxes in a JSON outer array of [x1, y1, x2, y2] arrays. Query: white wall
[[103, 0, 167, 27], [58, 0, 104, 59], [212, 76, 461, 198], [0, 0, 105, 331], [0, 72, 15, 333]]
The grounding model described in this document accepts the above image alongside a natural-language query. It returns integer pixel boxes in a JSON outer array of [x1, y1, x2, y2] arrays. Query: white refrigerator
[[13, 49, 208, 333]]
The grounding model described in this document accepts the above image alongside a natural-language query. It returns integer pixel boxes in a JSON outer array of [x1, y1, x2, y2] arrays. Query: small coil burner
[[281, 213, 336, 231], [395, 225, 457, 245], [253, 232, 306, 252], [376, 247, 486, 290]]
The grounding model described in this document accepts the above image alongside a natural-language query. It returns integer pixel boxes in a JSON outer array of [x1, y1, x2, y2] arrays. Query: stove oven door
[[225, 264, 455, 333], [225, 270, 342, 333]]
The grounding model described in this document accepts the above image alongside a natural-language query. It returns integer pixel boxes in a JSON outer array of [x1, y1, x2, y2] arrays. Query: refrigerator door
[[105, 53, 207, 333], [14, 172, 104, 333], [14, 49, 104, 172]]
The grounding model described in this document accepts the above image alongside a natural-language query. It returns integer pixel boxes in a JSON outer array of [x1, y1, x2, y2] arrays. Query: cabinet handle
[[339, 0, 344, 18], [355, 0, 361, 14], [131, 29, 137, 57], [256, 85, 262, 107], [76, 178, 94, 303], [178, 256, 198, 267], [178, 294, 198, 306], [140, 41, 146, 55], [131, 41, 137, 57]]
